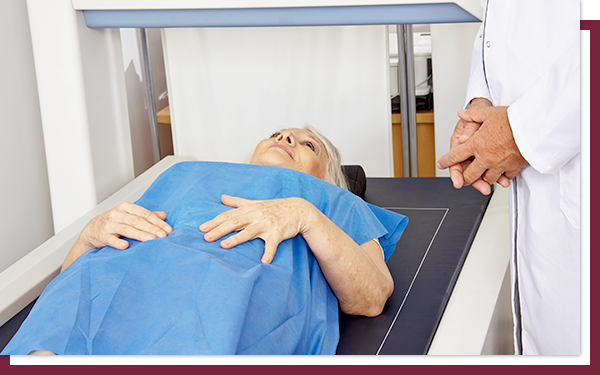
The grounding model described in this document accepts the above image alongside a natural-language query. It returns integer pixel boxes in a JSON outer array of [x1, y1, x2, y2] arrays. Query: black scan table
[[337, 177, 493, 355]]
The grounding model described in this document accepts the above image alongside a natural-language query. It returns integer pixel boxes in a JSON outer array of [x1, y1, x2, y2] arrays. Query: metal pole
[[396, 25, 410, 177], [140, 28, 161, 164], [404, 24, 419, 177]]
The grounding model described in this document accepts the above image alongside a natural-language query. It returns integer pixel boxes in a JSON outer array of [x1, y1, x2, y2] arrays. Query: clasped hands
[[75, 196, 313, 265], [436, 98, 529, 195]]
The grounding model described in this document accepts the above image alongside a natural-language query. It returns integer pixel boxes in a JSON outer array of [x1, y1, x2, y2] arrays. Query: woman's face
[[250, 128, 328, 179]]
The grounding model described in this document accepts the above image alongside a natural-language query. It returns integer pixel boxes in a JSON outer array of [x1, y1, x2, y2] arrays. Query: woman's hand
[[200, 195, 394, 316], [62, 202, 172, 271], [199, 195, 311, 264], [80, 202, 172, 250]]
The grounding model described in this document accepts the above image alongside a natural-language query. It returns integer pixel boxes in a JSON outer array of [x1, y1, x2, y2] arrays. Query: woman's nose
[[277, 131, 295, 146]]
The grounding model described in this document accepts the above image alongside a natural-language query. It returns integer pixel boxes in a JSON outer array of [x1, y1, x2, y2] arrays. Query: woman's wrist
[[62, 236, 92, 272], [295, 198, 322, 238]]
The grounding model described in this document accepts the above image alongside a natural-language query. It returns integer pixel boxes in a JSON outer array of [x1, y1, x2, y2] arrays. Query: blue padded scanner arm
[[83, 3, 480, 28]]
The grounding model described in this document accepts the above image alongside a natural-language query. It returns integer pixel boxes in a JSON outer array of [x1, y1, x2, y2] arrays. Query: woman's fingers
[[261, 239, 281, 264], [102, 233, 130, 250], [201, 209, 268, 248], [119, 214, 169, 239], [220, 225, 258, 248], [119, 202, 172, 235], [200, 196, 309, 264], [200, 210, 244, 241], [202, 213, 282, 264], [111, 221, 163, 243], [200, 195, 263, 239], [153, 211, 167, 221], [220, 225, 283, 264], [114, 203, 171, 239], [221, 194, 252, 208], [83, 202, 172, 250]]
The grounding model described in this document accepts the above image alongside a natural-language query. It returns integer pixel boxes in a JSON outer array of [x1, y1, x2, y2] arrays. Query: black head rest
[[341, 165, 367, 199]]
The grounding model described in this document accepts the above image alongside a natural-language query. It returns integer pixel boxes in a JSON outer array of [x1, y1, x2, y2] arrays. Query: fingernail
[[222, 239, 230, 247], [144, 234, 154, 241], [199, 224, 207, 232], [163, 225, 172, 233], [156, 231, 165, 238]]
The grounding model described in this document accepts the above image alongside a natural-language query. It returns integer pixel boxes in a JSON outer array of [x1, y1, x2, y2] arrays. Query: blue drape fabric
[[3, 162, 407, 355]]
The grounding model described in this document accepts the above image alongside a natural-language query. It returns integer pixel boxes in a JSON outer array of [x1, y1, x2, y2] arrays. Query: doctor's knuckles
[[437, 105, 528, 194]]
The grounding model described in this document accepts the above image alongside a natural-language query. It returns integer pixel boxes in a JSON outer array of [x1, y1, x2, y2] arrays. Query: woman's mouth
[[269, 145, 294, 160]]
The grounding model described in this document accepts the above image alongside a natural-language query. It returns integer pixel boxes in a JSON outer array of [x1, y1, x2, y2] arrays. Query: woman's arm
[[200, 195, 394, 317], [301, 209, 394, 317], [61, 202, 172, 272]]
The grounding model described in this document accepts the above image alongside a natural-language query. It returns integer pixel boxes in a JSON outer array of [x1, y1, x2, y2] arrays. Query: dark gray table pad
[[337, 177, 492, 355]]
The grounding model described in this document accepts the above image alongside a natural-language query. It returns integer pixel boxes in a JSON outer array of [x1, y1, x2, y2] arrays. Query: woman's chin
[[250, 155, 294, 170]]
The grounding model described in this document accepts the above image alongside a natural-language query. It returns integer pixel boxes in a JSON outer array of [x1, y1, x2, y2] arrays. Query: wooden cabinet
[[156, 106, 174, 159], [391, 110, 436, 177]]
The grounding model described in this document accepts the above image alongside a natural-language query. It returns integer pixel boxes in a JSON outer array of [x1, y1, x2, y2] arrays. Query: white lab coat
[[465, 0, 580, 355]]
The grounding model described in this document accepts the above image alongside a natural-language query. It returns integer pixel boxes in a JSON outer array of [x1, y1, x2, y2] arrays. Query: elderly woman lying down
[[3, 127, 407, 355]]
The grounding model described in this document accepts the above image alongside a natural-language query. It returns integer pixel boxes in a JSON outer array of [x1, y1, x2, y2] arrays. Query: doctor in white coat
[[437, 0, 580, 355]]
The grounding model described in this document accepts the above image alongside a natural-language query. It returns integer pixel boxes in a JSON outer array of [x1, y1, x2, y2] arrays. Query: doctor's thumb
[[457, 108, 474, 123], [459, 106, 491, 124]]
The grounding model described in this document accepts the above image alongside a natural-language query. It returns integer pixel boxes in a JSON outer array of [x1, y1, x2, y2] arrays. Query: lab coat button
[[486, 41, 491, 48]]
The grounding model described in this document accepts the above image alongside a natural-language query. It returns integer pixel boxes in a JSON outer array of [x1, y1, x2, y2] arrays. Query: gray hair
[[303, 125, 349, 191]]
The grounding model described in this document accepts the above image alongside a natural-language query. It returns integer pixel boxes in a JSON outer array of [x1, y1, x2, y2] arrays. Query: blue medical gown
[[2, 162, 407, 355]]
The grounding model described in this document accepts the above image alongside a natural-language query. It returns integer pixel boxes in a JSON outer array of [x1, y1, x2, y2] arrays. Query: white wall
[[0, 0, 54, 273], [163, 26, 394, 177]]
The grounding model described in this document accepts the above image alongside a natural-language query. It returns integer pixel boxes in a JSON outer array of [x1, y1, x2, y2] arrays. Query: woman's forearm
[[301, 204, 394, 317], [61, 237, 92, 272]]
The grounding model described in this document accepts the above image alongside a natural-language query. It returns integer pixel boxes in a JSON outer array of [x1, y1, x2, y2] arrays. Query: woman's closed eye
[[303, 141, 316, 152]]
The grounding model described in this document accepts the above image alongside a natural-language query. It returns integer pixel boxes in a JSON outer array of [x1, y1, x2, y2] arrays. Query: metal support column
[[396, 24, 419, 177], [404, 24, 418, 177], [140, 28, 161, 164], [396, 25, 410, 177]]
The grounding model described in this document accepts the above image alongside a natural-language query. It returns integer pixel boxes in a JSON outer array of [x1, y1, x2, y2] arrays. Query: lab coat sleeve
[[507, 41, 580, 175], [464, 1, 491, 108]]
